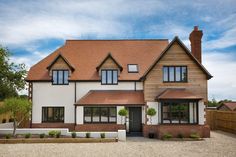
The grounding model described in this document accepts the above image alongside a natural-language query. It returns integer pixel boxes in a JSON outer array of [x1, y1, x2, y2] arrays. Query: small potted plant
[[118, 108, 128, 127], [71, 132, 76, 138], [147, 107, 157, 138], [100, 133, 105, 139]]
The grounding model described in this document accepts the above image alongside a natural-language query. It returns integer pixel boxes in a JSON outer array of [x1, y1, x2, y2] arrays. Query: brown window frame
[[42, 107, 64, 123]]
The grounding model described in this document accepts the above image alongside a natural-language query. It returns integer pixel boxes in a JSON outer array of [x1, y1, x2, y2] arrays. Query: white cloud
[[203, 52, 236, 101]]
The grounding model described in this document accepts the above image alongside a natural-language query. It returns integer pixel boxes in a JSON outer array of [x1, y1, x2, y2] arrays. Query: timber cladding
[[49, 57, 71, 76], [144, 41, 208, 102]]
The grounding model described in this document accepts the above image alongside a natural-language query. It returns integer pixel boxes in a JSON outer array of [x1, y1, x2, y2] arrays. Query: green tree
[[147, 108, 156, 124], [0, 98, 32, 136], [207, 98, 219, 107], [118, 108, 128, 124], [0, 46, 27, 100]]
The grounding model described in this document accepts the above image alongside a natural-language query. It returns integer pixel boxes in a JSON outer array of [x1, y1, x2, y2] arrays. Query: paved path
[[0, 131, 235, 157]]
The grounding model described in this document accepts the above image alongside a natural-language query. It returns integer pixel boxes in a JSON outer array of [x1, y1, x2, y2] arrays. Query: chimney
[[189, 26, 203, 63]]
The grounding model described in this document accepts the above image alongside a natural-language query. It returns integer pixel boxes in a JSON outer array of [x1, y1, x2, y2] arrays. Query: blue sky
[[0, 0, 236, 100]]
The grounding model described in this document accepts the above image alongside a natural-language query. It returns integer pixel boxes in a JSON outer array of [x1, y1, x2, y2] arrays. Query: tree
[[147, 108, 156, 125], [118, 108, 128, 124], [0, 46, 27, 100], [0, 98, 32, 136], [207, 98, 219, 107]]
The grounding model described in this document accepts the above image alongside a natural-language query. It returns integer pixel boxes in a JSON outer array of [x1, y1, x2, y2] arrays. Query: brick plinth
[[31, 123, 75, 131], [75, 124, 125, 131]]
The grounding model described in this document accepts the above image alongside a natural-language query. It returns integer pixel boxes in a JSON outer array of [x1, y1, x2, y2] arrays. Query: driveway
[[0, 131, 235, 157]]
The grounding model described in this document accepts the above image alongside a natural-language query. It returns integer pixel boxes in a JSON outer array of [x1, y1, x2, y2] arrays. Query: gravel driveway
[[0, 131, 235, 157]]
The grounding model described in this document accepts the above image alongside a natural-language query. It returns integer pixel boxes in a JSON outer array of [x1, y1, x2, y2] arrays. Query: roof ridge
[[66, 39, 169, 42]]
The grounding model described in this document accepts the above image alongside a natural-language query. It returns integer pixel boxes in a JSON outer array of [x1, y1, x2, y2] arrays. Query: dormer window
[[52, 70, 69, 85], [128, 64, 138, 73], [101, 70, 118, 85]]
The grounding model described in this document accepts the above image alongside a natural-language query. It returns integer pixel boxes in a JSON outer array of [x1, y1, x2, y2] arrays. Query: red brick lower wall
[[75, 124, 125, 131], [31, 123, 75, 131], [143, 124, 210, 139]]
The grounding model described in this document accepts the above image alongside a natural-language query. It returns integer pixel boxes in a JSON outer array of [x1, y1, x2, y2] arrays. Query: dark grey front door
[[129, 107, 142, 132]]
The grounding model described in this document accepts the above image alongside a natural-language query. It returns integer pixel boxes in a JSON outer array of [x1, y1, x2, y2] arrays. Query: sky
[[0, 0, 236, 101]]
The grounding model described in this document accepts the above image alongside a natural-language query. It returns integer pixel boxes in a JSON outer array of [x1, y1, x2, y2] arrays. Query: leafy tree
[[147, 108, 156, 124], [118, 108, 128, 124], [0, 46, 27, 100], [207, 98, 219, 107], [0, 98, 32, 136]]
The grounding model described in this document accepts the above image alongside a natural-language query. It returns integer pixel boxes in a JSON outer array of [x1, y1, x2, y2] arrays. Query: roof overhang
[[75, 90, 144, 106]]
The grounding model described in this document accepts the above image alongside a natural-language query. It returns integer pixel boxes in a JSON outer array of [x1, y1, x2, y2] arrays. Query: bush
[[2, 119, 6, 123], [48, 130, 57, 138], [190, 133, 200, 139], [71, 132, 76, 138], [25, 133, 31, 138], [100, 133, 105, 139], [177, 133, 184, 138], [39, 133, 45, 138], [56, 131, 61, 138], [162, 133, 172, 140], [9, 118, 14, 122], [86, 132, 90, 138], [5, 134, 11, 139]]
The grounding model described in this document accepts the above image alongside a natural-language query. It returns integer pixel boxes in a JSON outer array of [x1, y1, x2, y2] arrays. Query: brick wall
[[75, 124, 125, 131], [143, 124, 210, 139]]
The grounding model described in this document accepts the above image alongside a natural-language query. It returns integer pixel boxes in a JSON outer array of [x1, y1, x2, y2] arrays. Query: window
[[84, 107, 117, 123], [101, 70, 118, 85], [52, 70, 69, 85], [128, 64, 138, 73], [42, 107, 64, 122], [161, 101, 198, 124], [163, 66, 187, 82]]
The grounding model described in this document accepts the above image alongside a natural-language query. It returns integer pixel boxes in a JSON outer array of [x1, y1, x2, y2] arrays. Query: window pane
[[113, 71, 118, 84], [109, 107, 116, 122], [42, 108, 47, 122], [101, 108, 108, 122], [169, 67, 175, 81], [179, 103, 189, 123], [101, 70, 106, 84], [175, 67, 181, 82], [92, 108, 100, 122], [181, 67, 187, 82], [128, 65, 138, 72], [84, 108, 91, 122], [107, 70, 112, 84], [163, 67, 168, 82], [64, 71, 69, 84], [42, 107, 64, 122], [58, 71, 63, 84], [171, 103, 179, 123], [53, 71, 58, 84], [162, 104, 171, 123]]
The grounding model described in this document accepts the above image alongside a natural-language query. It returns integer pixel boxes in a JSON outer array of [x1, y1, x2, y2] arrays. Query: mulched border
[[0, 138, 117, 144], [162, 138, 204, 141]]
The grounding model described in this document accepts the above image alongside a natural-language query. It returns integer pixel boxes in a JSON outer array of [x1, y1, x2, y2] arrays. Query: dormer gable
[[96, 53, 123, 72]]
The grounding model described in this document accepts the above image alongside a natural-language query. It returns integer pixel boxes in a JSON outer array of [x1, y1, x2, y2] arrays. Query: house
[[26, 26, 212, 138], [217, 102, 236, 111]]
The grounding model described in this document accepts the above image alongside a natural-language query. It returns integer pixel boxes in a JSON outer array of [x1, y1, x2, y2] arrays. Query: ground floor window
[[161, 101, 198, 124], [84, 107, 116, 123], [42, 107, 64, 122]]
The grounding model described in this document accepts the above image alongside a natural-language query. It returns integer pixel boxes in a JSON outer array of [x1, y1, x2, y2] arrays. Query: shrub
[[56, 131, 61, 138], [39, 133, 45, 138], [25, 133, 31, 138], [86, 132, 90, 138], [71, 132, 76, 138], [5, 134, 11, 139], [190, 133, 200, 139], [2, 119, 6, 123], [100, 133, 105, 139], [9, 118, 14, 122], [48, 130, 57, 138], [162, 133, 172, 140], [177, 133, 184, 138]]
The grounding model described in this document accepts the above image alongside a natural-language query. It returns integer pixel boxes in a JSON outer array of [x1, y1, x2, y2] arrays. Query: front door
[[129, 107, 142, 133]]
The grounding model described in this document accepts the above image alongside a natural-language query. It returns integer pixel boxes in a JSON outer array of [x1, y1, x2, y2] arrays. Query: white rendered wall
[[32, 82, 75, 123], [76, 82, 143, 100], [146, 102, 159, 125], [76, 106, 83, 124], [198, 101, 205, 125]]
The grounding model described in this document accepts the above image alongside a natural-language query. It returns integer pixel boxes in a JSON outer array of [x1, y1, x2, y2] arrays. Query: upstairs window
[[52, 70, 69, 85], [101, 70, 118, 85], [128, 64, 138, 73], [163, 66, 187, 82]]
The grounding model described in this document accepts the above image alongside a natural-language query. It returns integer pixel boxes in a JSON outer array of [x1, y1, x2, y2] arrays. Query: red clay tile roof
[[26, 40, 169, 81], [221, 102, 236, 111], [156, 89, 203, 100], [75, 90, 144, 105]]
